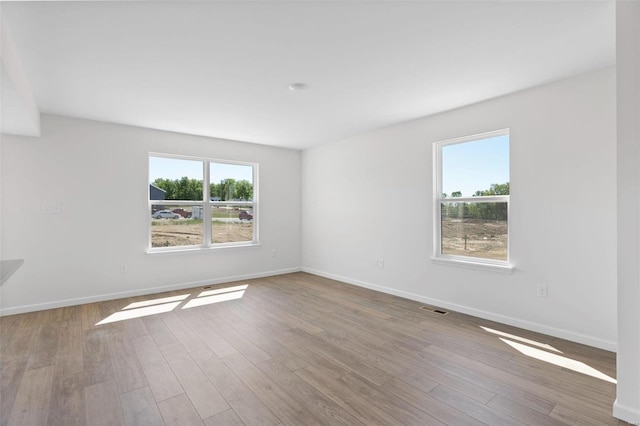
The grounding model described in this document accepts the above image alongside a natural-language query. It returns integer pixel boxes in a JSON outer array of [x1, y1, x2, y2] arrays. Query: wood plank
[[80, 303, 102, 331], [0, 313, 22, 345], [0, 359, 27, 426], [181, 312, 237, 358], [159, 342, 229, 419], [221, 352, 323, 426], [120, 387, 164, 426], [106, 332, 147, 393], [55, 320, 84, 377], [131, 335, 183, 402], [83, 380, 125, 426], [201, 311, 272, 364], [142, 315, 178, 347], [260, 326, 352, 379], [7, 365, 55, 426], [287, 328, 392, 386], [26, 322, 60, 370], [190, 347, 281, 426], [223, 317, 309, 371], [550, 404, 618, 426], [202, 409, 245, 426], [157, 393, 204, 426], [381, 378, 486, 426], [47, 371, 85, 426], [487, 395, 566, 426], [257, 358, 365, 426], [337, 372, 445, 425], [429, 384, 526, 426], [162, 312, 208, 353], [1, 312, 41, 363], [82, 328, 114, 386], [295, 365, 404, 426], [122, 318, 149, 339]]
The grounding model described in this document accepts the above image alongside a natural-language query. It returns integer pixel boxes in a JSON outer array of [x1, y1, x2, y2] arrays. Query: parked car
[[153, 210, 180, 219], [171, 208, 192, 218], [239, 210, 253, 220]]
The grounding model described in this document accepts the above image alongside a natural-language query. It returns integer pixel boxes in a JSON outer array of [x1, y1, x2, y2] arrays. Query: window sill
[[147, 242, 261, 255], [430, 256, 514, 274]]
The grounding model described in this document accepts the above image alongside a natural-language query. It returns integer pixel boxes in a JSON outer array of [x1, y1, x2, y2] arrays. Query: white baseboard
[[0, 267, 301, 316], [614, 400, 640, 425], [301, 267, 617, 352]]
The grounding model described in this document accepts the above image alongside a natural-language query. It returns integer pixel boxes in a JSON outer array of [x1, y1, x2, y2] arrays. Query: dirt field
[[441, 218, 507, 260], [152, 216, 505, 258], [151, 219, 253, 247]]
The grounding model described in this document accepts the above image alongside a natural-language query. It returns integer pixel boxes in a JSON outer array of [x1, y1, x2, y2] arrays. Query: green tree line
[[152, 177, 253, 201], [442, 182, 509, 221]]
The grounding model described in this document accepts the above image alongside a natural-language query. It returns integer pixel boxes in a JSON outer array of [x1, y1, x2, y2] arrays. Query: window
[[149, 154, 257, 251], [433, 129, 510, 270]]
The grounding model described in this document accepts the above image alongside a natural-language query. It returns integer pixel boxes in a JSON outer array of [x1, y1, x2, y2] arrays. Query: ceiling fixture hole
[[288, 83, 309, 91]]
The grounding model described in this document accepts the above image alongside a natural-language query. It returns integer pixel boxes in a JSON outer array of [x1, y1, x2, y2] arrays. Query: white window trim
[[147, 153, 259, 253], [432, 129, 513, 273]]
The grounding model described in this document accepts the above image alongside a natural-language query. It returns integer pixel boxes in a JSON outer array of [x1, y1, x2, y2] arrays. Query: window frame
[[148, 153, 259, 253], [432, 129, 512, 273]]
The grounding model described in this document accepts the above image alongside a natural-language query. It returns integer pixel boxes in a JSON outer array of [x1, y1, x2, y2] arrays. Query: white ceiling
[[1, 1, 615, 150]]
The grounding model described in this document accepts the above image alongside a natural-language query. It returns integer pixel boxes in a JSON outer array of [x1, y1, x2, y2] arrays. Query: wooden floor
[[0, 272, 629, 425]]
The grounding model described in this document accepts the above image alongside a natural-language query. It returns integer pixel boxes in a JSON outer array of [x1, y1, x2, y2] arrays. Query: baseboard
[[614, 400, 640, 425], [301, 267, 617, 352], [0, 267, 302, 316]]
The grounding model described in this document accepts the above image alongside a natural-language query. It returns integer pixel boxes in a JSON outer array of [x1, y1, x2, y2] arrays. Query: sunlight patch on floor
[[183, 290, 245, 309], [500, 338, 617, 384], [95, 284, 249, 325], [480, 326, 562, 353], [96, 302, 182, 325], [198, 284, 248, 298], [123, 294, 190, 310]]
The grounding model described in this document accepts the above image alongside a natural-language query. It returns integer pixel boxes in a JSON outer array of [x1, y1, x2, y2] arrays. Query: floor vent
[[420, 306, 449, 315]]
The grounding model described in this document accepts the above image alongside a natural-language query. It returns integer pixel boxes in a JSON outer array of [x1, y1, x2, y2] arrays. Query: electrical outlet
[[120, 264, 128, 273], [537, 284, 547, 298], [41, 202, 63, 215], [271, 249, 278, 257], [378, 258, 384, 268]]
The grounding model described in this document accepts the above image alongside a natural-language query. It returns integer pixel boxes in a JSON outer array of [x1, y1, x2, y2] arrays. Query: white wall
[[0, 114, 301, 314], [0, 6, 41, 137], [614, 0, 640, 423], [302, 67, 617, 350]]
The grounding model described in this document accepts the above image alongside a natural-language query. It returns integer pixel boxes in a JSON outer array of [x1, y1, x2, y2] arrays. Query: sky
[[441, 134, 509, 197], [149, 156, 253, 183]]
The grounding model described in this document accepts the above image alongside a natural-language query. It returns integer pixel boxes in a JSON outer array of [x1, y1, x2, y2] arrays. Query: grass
[[152, 219, 203, 226]]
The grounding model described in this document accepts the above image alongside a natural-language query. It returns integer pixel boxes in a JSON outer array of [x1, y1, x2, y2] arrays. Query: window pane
[[441, 202, 508, 261], [149, 157, 204, 201], [442, 134, 509, 198], [210, 162, 253, 202], [151, 204, 203, 247], [211, 205, 254, 244]]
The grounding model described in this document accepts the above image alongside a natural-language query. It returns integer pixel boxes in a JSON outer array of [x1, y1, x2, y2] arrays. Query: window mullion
[[203, 160, 212, 247]]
